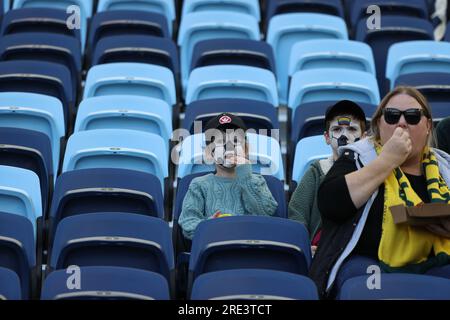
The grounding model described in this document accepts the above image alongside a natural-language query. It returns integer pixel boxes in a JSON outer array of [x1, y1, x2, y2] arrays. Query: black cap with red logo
[[205, 112, 247, 132]]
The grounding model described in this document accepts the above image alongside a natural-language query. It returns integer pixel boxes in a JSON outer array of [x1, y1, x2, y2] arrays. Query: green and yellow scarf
[[375, 145, 450, 273]]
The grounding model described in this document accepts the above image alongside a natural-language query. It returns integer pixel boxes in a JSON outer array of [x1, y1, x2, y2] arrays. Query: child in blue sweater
[[178, 113, 278, 240]]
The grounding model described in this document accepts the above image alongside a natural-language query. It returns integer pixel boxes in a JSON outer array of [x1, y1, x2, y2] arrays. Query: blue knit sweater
[[178, 164, 278, 239]]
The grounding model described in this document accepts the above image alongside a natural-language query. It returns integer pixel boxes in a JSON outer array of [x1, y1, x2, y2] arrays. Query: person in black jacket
[[436, 116, 450, 154], [310, 86, 450, 299]]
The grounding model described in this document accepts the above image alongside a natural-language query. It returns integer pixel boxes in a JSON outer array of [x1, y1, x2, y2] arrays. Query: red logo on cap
[[219, 115, 232, 124]]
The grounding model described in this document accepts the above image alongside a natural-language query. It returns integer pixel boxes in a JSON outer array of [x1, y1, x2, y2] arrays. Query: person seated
[[289, 100, 367, 255], [310, 86, 450, 299], [178, 113, 278, 241]]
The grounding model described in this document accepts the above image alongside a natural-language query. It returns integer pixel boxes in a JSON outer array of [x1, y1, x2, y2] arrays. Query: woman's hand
[[379, 127, 412, 168]]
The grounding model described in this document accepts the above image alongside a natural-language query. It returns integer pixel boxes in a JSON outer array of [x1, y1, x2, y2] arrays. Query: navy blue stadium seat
[[88, 10, 170, 52], [42, 266, 170, 300], [191, 269, 318, 300], [0, 127, 53, 213], [430, 102, 450, 124], [0, 212, 36, 299], [91, 35, 179, 77], [0, 266, 22, 300], [355, 16, 434, 95], [0, 60, 74, 127], [350, 0, 429, 29], [266, 0, 344, 22], [338, 274, 450, 300], [172, 172, 288, 255], [49, 212, 174, 283], [190, 39, 276, 75], [445, 22, 450, 41], [290, 101, 377, 144], [0, 32, 82, 91], [0, 8, 81, 43], [48, 168, 165, 241], [182, 98, 279, 134], [187, 216, 311, 293], [394, 72, 450, 104]]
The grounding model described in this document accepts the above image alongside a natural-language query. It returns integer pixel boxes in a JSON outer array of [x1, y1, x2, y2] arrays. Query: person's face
[[378, 94, 431, 160], [209, 129, 247, 168], [325, 114, 364, 153]]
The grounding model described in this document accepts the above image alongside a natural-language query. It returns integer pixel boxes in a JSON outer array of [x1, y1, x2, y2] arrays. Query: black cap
[[205, 112, 247, 132], [325, 100, 366, 124]]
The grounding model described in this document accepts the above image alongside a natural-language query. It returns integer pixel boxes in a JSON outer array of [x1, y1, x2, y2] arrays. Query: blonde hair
[[369, 86, 434, 146]]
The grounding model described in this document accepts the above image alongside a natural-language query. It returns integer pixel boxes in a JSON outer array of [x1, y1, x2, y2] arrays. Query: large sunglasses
[[382, 108, 426, 125]]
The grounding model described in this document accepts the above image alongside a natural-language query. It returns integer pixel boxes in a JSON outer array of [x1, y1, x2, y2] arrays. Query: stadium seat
[[430, 102, 450, 124], [91, 35, 179, 78], [97, 0, 175, 35], [349, 0, 429, 29], [74, 95, 173, 145], [355, 16, 434, 94], [290, 101, 377, 144], [0, 212, 36, 299], [41, 266, 170, 300], [172, 172, 288, 254], [187, 216, 311, 291], [191, 269, 318, 300], [0, 32, 82, 89], [0, 92, 65, 172], [83, 62, 176, 107], [288, 69, 380, 117], [0, 128, 53, 213], [178, 11, 260, 90], [183, 98, 279, 134], [338, 274, 450, 300], [88, 10, 170, 55], [182, 0, 260, 21], [12, 0, 93, 52], [445, 22, 450, 41], [386, 41, 450, 90], [1, 0, 9, 15], [394, 72, 450, 104], [190, 39, 276, 75], [0, 266, 22, 300], [291, 135, 331, 184], [0, 165, 42, 235], [0, 8, 81, 44], [265, 0, 344, 23], [49, 212, 174, 283], [176, 132, 284, 181], [288, 39, 376, 78], [266, 13, 348, 104], [49, 168, 165, 241], [0, 60, 74, 127], [185, 65, 278, 106], [62, 129, 168, 193]]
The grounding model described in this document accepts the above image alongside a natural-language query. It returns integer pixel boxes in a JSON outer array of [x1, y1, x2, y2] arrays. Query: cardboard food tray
[[390, 203, 450, 226]]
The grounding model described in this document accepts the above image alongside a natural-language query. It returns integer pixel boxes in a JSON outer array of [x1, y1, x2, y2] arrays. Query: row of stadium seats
[[1, 0, 450, 300]]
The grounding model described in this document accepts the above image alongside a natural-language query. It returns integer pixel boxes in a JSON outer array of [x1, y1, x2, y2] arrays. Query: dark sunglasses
[[383, 108, 426, 125]]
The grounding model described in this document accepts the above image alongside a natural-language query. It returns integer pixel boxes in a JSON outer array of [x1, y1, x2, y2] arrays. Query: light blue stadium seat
[[266, 13, 348, 104], [288, 69, 380, 115], [288, 39, 375, 79], [83, 63, 176, 107], [292, 135, 331, 183], [182, 0, 260, 21], [386, 40, 450, 90], [2, 0, 9, 13], [0, 165, 42, 237], [185, 65, 278, 106], [338, 274, 450, 300], [176, 132, 284, 181], [0, 92, 64, 176], [191, 269, 318, 300], [41, 266, 170, 300], [12, 0, 93, 53], [74, 95, 173, 145], [178, 11, 260, 91], [62, 129, 168, 193], [97, 0, 175, 35]]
